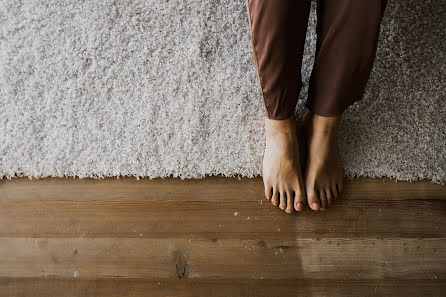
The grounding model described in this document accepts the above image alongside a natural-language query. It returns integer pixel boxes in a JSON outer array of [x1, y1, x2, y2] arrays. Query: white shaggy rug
[[1, 0, 445, 183]]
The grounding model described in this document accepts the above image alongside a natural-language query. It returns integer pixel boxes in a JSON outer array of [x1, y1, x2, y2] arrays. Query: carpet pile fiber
[[1, 0, 445, 183]]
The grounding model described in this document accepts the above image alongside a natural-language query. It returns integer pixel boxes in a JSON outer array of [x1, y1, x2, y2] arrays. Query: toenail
[[296, 202, 302, 208], [312, 203, 318, 208]]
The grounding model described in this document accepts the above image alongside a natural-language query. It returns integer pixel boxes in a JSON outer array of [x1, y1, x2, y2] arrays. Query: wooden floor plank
[[1, 238, 444, 279], [0, 199, 444, 239], [1, 176, 445, 295], [1, 176, 445, 202], [249, 279, 446, 297], [1, 278, 445, 297], [0, 278, 247, 297]]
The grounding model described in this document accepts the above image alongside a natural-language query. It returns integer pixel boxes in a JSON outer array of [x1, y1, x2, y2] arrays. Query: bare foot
[[263, 114, 306, 214], [302, 110, 344, 211]]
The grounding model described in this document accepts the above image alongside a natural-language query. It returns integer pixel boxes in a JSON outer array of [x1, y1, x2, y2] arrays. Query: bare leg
[[302, 110, 343, 211], [246, 0, 311, 213], [263, 114, 306, 213], [303, 0, 388, 210]]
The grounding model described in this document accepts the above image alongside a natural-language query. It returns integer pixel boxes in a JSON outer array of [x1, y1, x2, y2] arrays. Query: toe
[[325, 188, 333, 206], [264, 185, 272, 200], [271, 187, 279, 206], [307, 189, 320, 211], [279, 189, 287, 210], [285, 191, 294, 214], [331, 182, 339, 200], [294, 189, 306, 212], [319, 189, 328, 211]]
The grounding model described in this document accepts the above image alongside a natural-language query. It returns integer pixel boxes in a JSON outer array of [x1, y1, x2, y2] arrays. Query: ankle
[[304, 112, 341, 134], [264, 114, 297, 136]]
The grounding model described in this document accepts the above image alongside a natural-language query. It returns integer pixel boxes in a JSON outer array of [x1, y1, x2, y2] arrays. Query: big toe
[[307, 190, 320, 211], [294, 189, 306, 211]]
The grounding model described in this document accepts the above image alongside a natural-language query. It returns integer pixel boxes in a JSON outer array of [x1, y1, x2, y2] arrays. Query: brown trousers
[[246, 0, 388, 119]]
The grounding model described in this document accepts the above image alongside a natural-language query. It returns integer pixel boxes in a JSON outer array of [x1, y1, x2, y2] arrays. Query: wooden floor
[[0, 176, 445, 296]]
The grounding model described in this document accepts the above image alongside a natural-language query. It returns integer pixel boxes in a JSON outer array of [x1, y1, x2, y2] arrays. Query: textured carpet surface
[[1, 0, 445, 183]]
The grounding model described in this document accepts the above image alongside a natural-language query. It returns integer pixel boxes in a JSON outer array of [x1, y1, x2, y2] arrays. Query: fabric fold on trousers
[[246, 0, 388, 119]]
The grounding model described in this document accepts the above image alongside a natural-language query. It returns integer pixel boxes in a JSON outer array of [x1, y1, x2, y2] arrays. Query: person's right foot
[[263, 114, 306, 214]]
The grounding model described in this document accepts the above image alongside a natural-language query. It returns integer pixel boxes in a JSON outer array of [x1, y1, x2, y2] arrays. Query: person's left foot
[[302, 110, 344, 211]]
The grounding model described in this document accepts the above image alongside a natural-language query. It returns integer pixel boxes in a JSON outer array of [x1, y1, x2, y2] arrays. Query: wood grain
[[1, 237, 444, 279], [0, 199, 444, 239], [1, 278, 445, 297], [1, 176, 445, 296], [1, 176, 444, 202]]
